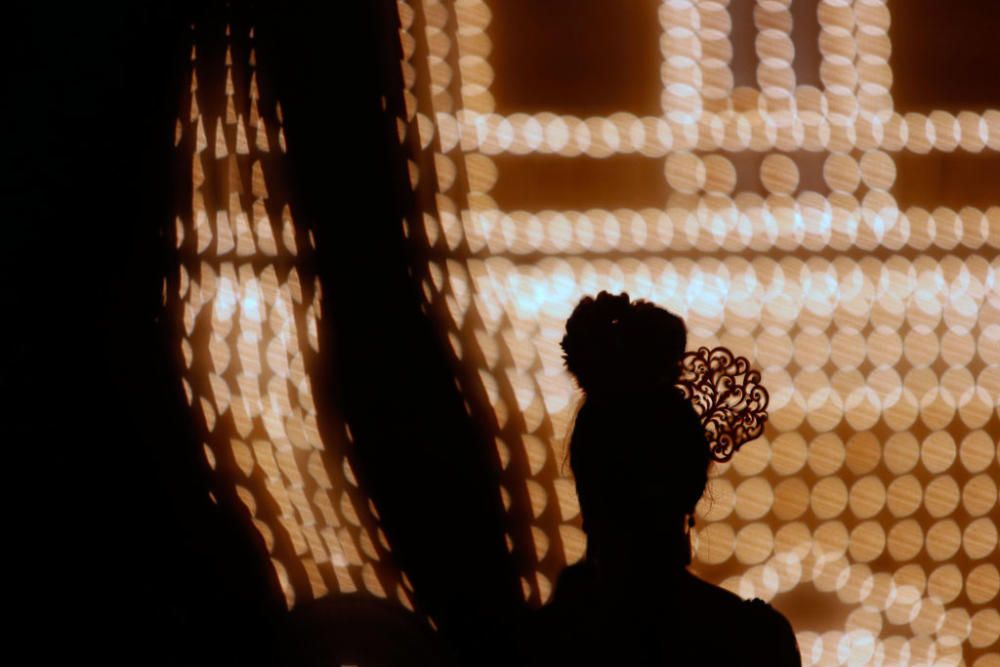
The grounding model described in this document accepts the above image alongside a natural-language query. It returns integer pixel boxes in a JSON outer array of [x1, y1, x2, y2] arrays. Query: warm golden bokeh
[[171, 3, 998, 666], [174, 21, 412, 611], [392, 1, 999, 665]]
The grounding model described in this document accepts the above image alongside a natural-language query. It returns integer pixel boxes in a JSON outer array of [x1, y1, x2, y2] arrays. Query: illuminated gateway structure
[[173, 2, 999, 665]]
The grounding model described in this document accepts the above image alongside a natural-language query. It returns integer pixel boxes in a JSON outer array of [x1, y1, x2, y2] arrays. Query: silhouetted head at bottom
[[521, 292, 800, 666], [561, 291, 708, 583]]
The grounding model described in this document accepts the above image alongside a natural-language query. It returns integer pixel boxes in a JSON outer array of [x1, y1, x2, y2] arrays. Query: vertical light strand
[[174, 18, 410, 611]]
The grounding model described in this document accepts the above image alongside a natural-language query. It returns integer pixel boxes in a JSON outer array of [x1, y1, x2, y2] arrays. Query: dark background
[[9, 1, 518, 664], [9, 2, 283, 664]]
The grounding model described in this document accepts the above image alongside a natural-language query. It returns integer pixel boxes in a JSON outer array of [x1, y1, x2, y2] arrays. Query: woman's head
[[561, 292, 688, 397], [561, 292, 710, 564]]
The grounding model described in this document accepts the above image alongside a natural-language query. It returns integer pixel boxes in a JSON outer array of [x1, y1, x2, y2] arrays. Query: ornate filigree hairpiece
[[675, 346, 769, 462]]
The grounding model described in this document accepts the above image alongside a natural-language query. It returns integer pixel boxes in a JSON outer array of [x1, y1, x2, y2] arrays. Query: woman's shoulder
[[742, 597, 797, 638], [740, 598, 801, 666], [524, 566, 801, 666], [684, 576, 801, 666], [712, 595, 800, 667]]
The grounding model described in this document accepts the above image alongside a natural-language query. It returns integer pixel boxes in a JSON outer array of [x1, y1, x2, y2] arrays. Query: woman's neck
[[585, 522, 692, 590]]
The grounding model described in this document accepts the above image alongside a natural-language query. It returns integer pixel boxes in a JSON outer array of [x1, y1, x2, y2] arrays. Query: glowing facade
[[170, 3, 999, 666], [392, 1, 1000, 665]]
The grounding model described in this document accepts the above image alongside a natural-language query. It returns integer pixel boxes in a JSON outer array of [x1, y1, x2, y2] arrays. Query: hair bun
[[561, 291, 687, 396]]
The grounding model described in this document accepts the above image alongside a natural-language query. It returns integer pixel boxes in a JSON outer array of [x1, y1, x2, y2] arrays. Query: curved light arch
[[173, 18, 412, 611]]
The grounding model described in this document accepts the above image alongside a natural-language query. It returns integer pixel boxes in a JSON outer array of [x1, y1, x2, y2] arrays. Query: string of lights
[[391, 1, 999, 665]]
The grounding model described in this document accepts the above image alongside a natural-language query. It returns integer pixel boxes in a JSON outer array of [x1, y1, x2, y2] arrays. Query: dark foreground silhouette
[[520, 292, 800, 666]]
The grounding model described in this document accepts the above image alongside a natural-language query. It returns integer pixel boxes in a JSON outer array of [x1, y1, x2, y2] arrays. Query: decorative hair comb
[[675, 346, 769, 462]]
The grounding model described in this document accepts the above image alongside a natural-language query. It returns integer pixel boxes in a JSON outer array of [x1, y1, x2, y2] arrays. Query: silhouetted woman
[[524, 292, 800, 666]]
